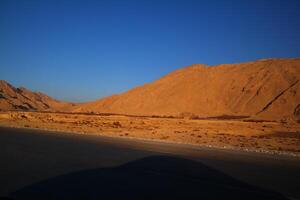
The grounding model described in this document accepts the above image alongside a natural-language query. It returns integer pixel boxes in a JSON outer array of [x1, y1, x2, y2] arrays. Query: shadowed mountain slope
[[73, 58, 300, 121], [0, 80, 76, 112]]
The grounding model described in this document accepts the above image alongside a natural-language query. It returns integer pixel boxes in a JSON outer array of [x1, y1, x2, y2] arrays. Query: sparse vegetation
[[0, 111, 300, 154], [112, 121, 122, 128]]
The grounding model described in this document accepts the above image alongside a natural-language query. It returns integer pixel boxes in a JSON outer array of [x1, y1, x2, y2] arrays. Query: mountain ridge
[[1, 58, 300, 121], [73, 58, 300, 121], [0, 80, 76, 112]]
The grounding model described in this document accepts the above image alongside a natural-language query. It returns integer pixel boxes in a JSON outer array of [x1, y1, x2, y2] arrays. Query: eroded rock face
[[294, 104, 300, 119], [0, 80, 76, 112]]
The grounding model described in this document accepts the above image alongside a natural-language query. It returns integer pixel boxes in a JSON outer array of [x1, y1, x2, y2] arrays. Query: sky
[[0, 0, 300, 102]]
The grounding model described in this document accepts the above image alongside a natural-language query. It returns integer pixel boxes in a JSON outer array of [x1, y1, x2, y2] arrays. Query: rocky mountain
[[1, 58, 299, 121], [73, 58, 300, 121], [0, 80, 76, 112]]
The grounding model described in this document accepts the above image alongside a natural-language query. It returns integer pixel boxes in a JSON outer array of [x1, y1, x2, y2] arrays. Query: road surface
[[0, 126, 300, 199]]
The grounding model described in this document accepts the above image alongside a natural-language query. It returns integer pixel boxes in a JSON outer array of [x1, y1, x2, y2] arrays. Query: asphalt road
[[0, 126, 300, 200]]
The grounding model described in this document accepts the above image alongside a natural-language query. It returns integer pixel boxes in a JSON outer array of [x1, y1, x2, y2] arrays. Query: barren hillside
[[0, 80, 76, 112], [1, 58, 299, 121], [73, 58, 300, 121]]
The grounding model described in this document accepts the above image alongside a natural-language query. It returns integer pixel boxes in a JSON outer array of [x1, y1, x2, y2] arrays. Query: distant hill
[[73, 58, 300, 121], [0, 80, 76, 112]]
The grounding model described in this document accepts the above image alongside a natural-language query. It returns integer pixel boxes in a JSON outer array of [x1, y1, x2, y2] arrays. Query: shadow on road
[[11, 156, 287, 200]]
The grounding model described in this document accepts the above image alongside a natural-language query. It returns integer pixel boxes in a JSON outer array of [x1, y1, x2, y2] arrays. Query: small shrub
[[178, 112, 199, 119], [113, 121, 122, 128], [21, 115, 28, 119]]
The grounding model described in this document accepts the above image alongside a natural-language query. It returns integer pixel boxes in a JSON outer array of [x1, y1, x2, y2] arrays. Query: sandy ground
[[0, 111, 300, 155]]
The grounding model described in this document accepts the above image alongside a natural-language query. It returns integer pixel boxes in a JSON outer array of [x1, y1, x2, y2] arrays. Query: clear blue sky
[[0, 0, 299, 102]]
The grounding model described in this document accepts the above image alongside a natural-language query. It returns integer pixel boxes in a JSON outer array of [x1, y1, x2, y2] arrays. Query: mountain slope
[[73, 58, 300, 121], [0, 80, 76, 112]]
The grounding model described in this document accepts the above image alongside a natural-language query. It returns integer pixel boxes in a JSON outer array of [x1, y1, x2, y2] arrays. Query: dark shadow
[[200, 115, 249, 120], [268, 131, 300, 139], [12, 156, 287, 200]]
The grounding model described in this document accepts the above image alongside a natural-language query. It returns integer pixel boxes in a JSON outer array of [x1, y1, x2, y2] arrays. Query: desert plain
[[1, 111, 299, 155], [1, 58, 300, 156]]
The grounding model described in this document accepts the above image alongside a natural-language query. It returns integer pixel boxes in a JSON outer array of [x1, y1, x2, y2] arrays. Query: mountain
[[0, 80, 76, 112], [73, 58, 300, 121], [1, 58, 299, 121]]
